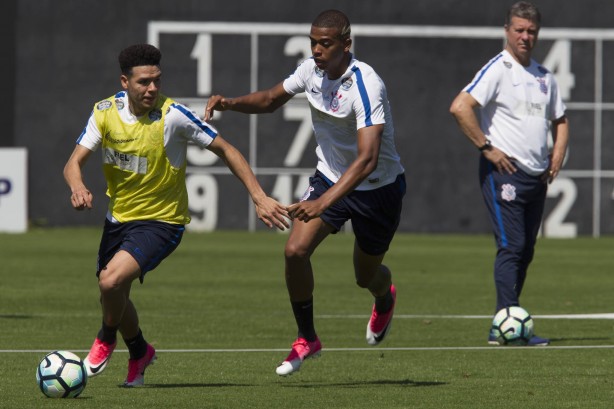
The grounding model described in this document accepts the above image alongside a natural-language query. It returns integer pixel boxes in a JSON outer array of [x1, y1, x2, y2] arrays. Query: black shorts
[[303, 171, 406, 255], [97, 219, 185, 283]]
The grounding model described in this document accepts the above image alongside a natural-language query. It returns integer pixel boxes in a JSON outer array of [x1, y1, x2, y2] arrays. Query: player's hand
[[287, 200, 326, 223], [204, 95, 229, 121], [254, 196, 291, 230], [70, 187, 93, 211], [483, 147, 517, 175], [544, 167, 560, 184], [544, 153, 563, 184]]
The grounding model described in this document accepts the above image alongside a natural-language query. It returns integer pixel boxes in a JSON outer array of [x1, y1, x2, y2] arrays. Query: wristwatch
[[478, 139, 492, 151]]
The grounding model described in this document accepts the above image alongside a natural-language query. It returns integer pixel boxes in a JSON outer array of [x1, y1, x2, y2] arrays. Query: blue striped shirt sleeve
[[351, 66, 373, 127], [466, 53, 503, 94]]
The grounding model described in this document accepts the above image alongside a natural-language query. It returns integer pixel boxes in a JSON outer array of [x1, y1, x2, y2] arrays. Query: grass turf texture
[[1, 229, 613, 408]]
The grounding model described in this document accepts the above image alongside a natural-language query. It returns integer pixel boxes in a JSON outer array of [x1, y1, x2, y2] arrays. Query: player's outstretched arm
[[63, 145, 94, 210], [207, 135, 290, 230], [204, 82, 293, 121]]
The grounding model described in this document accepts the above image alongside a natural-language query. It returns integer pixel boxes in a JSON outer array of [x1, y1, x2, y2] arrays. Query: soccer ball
[[491, 306, 534, 345], [36, 350, 88, 398]]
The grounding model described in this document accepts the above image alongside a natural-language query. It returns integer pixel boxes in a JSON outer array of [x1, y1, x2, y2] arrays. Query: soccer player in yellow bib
[[63, 44, 289, 387]]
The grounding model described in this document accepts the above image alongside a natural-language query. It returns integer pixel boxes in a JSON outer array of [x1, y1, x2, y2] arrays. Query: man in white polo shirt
[[450, 1, 569, 346]]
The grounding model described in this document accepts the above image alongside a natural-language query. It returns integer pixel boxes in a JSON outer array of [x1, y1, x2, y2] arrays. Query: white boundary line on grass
[[3, 345, 614, 353], [5, 314, 612, 354], [318, 313, 614, 320]]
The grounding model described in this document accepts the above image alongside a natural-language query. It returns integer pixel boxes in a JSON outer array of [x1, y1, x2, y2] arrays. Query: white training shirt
[[465, 49, 566, 175], [283, 56, 404, 190], [76, 91, 218, 168]]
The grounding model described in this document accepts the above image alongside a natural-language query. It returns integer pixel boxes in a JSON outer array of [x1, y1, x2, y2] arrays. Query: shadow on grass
[[280, 379, 447, 388], [125, 379, 447, 389], [550, 336, 611, 342], [133, 383, 253, 389]]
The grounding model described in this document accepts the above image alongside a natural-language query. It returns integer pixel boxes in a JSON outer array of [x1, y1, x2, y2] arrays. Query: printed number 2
[[543, 178, 577, 238]]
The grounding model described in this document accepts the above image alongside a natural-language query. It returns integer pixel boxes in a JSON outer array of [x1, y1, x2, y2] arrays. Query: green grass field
[[1, 229, 613, 408]]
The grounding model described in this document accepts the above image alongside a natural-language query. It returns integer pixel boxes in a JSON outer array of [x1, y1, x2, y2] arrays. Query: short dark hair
[[312, 9, 351, 39], [506, 1, 541, 26], [118, 44, 161, 75]]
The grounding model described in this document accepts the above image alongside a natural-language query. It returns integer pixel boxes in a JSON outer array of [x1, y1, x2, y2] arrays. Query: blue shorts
[[97, 219, 185, 283], [304, 171, 406, 255]]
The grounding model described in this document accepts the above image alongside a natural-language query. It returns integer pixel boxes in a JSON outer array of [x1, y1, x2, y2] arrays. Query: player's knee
[[284, 241, 310, 262], [97, 268, 127, 294], [98, 275, 120, 294], [355, 276, 371, 289], [359, 264, 391, 293]]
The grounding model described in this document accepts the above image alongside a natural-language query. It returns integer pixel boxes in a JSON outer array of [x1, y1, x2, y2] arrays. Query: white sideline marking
[[5, 314, 613, 354], [3, 345, 614, 354], [318, 313, 614, 320]]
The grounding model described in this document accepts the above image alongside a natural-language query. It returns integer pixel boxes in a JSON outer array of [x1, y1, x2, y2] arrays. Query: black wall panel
[[12, 0, 614, 236]]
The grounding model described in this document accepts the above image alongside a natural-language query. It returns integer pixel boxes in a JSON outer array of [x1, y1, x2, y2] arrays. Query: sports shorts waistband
[[315, 170, 335, 187]]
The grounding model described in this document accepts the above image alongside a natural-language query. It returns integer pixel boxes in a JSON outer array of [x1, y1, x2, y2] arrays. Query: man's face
[[121, 65, 161, 116], [309, 26, 351, 77], [505, 16, 539, 64]]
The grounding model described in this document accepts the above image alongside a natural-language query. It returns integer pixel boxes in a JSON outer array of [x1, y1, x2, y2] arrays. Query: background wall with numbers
[[6, 0, 614, 236]]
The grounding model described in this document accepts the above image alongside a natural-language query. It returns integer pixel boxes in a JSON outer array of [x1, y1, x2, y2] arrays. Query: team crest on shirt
[[314, 66, 325, 78], [115, 99, 125, 110], [96, 100, 112, 111], [341, 77, 353, 90], [501, 184, 517, 202], [503, 61, 512, 69], [148, 109, 162, 121], [300, 186, 315, 202], [329, 91, 343, 112], [536, 77, 548, 94]]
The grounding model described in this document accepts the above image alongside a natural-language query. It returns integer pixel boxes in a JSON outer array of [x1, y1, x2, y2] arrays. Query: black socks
[[97, 321, 119, 345], [291, 298, 317, 342], [374, 287, 394, 314], [124, 329, 147, 360]]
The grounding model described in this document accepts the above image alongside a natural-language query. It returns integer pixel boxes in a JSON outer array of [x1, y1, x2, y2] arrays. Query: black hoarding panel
[[14, 0, 614, 236]]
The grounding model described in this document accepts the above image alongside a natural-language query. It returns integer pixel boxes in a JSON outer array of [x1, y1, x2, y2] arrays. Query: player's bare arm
[[289, 125, 383, 222], [547, 115, 569, 183], [204, 82, 293, 121], [450, 91, 517, 175], [207, 135, 290, 230], [63, 145, 94, 210]]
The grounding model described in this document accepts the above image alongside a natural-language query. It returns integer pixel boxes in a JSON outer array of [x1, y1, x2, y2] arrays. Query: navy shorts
[[97, 219, 185, 283], [303, 171, 406, 255]]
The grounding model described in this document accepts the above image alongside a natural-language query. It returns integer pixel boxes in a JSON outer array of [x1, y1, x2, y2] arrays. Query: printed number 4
[[543, 40, 575, 101]]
